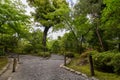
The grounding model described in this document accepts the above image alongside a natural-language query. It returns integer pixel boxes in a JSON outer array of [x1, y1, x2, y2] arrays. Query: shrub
[[80, 51, 89, 59], [37, 52, 51, 58], [23, 45, 34, 53], [89, 51, 120, 74], [111, 53, 120, 74], [93, 52, 114, 73], [89, 50, 98, 55], [0, 50, 5, 56], [65, 52, 74, 58], [80, 50, 98, 59]]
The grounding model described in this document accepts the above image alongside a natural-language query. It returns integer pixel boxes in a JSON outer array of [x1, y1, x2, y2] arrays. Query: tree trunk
[[42, 27, 50, 52], [119, 43, 120, 52], [79, 35, 83, 54], [79, 40, 82, 54], [95, 26, 104, 51]]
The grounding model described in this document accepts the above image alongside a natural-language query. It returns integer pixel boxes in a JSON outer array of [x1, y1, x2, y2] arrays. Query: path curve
[[9, 54, 87, 80]]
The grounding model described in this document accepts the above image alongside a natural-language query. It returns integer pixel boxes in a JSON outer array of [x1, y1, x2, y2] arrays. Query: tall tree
[[27, 0, 69, 52], [74, 0, 105, 51]]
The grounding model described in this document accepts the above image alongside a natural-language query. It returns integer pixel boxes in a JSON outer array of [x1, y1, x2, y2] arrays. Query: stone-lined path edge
[[60, 58, 99, 80]]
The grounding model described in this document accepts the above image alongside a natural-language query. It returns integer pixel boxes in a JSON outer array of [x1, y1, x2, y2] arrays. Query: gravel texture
[[9, 54, 87, 80]]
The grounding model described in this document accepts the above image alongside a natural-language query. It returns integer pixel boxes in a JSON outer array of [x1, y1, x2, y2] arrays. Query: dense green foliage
[[51, 40, 60, 53], [93, 52, 120, 74], [36, 52, 51, 58], [56, 0, 119, 52], [93, 52, 114, 73], [0, 0, 45, 56], [0, 0, 30, 56], [101, 0, 120, 51], [24, 29, 43, 53], [27, 0, 70, 52]]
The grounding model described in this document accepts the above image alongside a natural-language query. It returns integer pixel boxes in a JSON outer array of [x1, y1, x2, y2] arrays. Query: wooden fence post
[[13, 58, 17, 72], [89, 55, 95, 76], [17, 54, 19, 62], [64, 54, 66, 66]]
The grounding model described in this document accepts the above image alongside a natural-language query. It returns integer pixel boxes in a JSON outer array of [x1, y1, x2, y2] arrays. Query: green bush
[[93, 51, 120, 74], [65, 52, 74, 58], [23, 45, 34, 53], [93, 52, 114, 73], [89, 50, 98, 55], [0, 50, 5, 56], [80, 50, 98, 59], [111, 53, 120, 74], [37, 52, 51, 58]]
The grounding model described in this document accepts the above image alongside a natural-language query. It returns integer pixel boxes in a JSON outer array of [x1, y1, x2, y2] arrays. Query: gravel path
[[9, 54, 87, 80]]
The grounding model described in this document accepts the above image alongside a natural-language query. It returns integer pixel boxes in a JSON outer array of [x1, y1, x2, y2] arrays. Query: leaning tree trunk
[[95, 26, 104, 51], [42, 27, 50, 52], [64, 19, 81, 53], [79, 40, 82, 54]]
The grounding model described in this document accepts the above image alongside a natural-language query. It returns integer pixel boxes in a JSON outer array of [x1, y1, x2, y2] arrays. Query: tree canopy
[[0, 0, 31, 55], [27, 0, 70, 52], [0, 0, 120, 55]]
